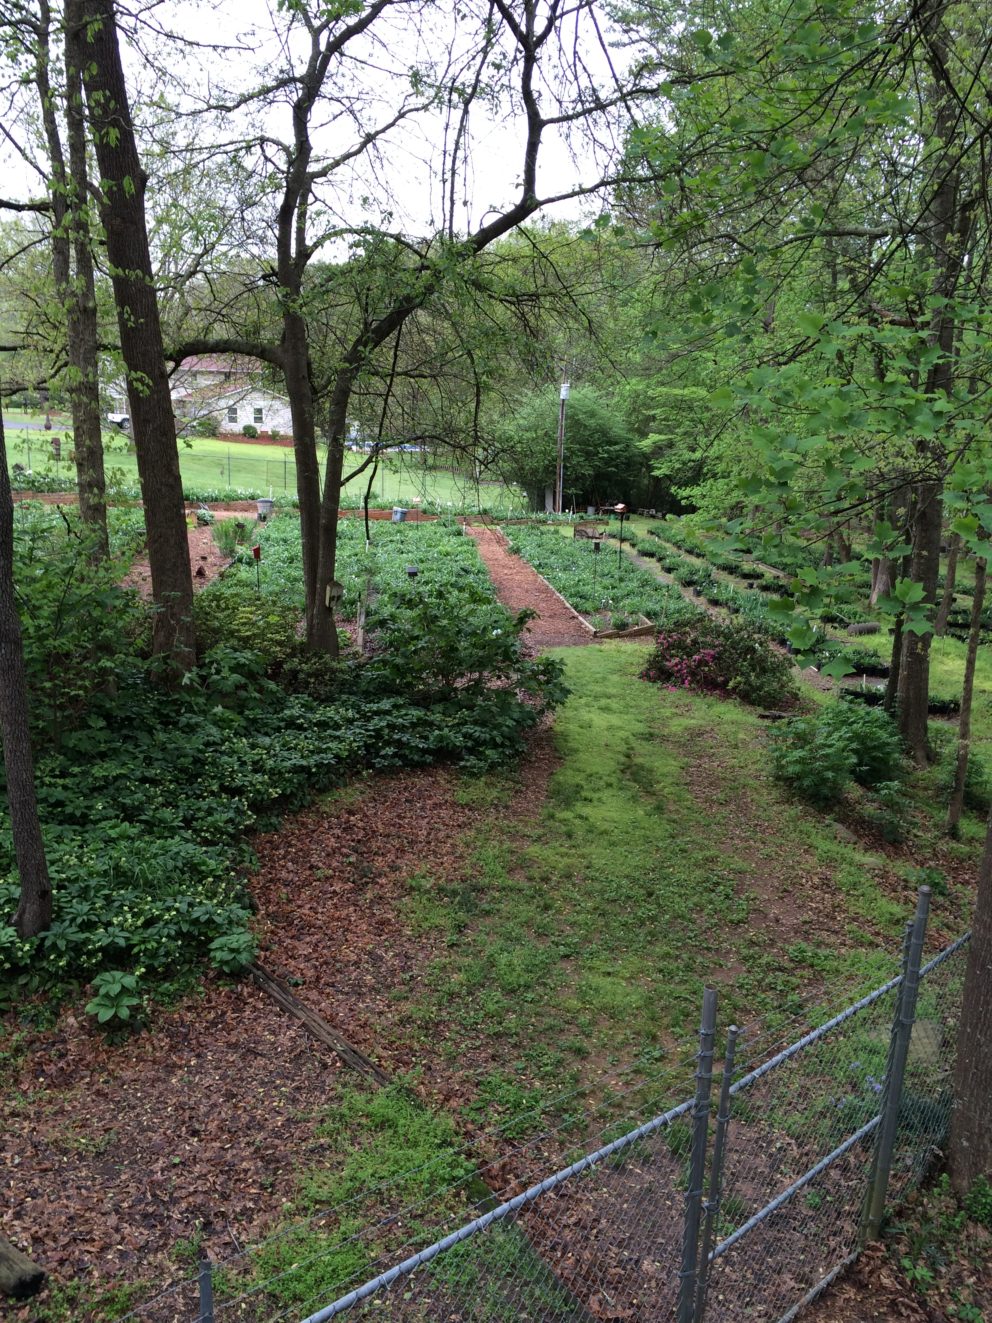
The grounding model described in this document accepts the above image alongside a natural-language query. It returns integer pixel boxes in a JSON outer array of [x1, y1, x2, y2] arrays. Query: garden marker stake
[[252, 543, 261, 593]]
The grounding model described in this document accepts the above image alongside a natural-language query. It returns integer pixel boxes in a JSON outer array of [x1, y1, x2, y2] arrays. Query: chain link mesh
[[119, 936, 969, 1323]]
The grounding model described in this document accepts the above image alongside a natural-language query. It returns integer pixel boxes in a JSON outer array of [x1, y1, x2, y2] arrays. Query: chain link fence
[[120, 896, 968, 1323]]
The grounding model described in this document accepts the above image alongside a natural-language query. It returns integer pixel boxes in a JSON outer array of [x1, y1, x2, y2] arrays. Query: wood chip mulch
[[465, 523, 593, 649]]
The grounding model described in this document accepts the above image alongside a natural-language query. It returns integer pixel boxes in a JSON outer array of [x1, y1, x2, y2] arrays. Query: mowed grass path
[[27, 644, 980, 1321], [395, 644, 962, 1114], [231, 644, 972, 1317]]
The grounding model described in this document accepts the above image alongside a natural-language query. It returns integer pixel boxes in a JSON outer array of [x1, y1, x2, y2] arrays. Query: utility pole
[[555, 379, 569, 514]]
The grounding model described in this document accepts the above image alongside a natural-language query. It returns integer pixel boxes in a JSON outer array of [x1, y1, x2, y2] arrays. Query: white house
[[169, 356, 294, 438]]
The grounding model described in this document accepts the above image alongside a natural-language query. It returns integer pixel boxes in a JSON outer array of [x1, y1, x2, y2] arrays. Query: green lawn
[[207, 643, 978, 1316], [1, 418, 525, 510]]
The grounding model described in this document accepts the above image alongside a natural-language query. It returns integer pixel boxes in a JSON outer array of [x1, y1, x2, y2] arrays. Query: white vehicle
[[106, 412, 130, 431]]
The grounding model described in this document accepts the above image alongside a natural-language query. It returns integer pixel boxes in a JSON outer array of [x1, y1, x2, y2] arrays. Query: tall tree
[[34, 0, 109, 556], [169, 0, 651, 655], [0, 413, 52, 940], [72, 0, 195, 671]]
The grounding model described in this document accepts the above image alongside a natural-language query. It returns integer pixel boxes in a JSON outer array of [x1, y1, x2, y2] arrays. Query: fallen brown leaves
[[1, 744, 559, 1319]]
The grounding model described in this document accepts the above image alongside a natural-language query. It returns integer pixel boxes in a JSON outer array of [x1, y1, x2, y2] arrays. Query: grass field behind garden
[[0, 417, 525, 510]]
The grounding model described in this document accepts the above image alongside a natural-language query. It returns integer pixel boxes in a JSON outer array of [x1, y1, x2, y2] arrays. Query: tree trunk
[[947, 555, 986, 835], [0, 418, 53, 940], [884, 546, 913, 715], [934, 531, 960, 636], [74, 0, 194, 674], [64, 17, 109, 556], [0, 1236, 46, 1301], [950, 807, 992, 1193], [311, 372, 353, 656], [897, 0, 969, 764], [870, 556, 894, 607], [898, 480, 942, 764], [36, 0, 108, 558], [281, 310, 321, 630]]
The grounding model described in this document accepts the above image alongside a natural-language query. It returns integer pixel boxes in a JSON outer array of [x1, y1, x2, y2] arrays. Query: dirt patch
[[800, 1242, 938, 1322], [121, 515, 246, 600], [3, 985, 344, 1304]]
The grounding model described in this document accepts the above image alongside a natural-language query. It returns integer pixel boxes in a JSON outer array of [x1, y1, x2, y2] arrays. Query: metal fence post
[[678, 987, 718, 1323], [694, 1025, 739, 1323], [864, 886, 931, 1239], [197, 1257, 214, 1323]]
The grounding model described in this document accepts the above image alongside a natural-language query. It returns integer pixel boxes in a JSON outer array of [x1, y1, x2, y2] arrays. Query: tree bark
[[64, 12, 109, 555], [947, 555, 986, 835], [0, 417, 53, 940], [310, 369, 354, 655], [36, 0, 108, 559], [898, 480, 943, 764], [0, 1236, 45, 1301], [870, 556, 894, 607], [897, 0, 971, 763], [74, 0, 194, 673], [884, 545, 913, 715], [280, 310, 321, 631], [934, 531, 960, 636], [950, 807, 992, 1193]]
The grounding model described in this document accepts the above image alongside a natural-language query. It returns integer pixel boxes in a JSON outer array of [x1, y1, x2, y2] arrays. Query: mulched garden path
[[465, 522, 593, 649], [122, 518, 237, 599]]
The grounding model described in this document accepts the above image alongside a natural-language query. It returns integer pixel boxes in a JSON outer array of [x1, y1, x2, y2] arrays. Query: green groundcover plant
[[1, 517, 567, 1019]]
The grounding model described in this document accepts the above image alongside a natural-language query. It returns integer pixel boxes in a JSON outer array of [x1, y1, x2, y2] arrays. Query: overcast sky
[[0, 0, 637, 245]]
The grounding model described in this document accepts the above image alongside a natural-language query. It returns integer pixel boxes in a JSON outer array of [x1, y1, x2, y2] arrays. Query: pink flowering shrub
[[641, 616, 796, 707]]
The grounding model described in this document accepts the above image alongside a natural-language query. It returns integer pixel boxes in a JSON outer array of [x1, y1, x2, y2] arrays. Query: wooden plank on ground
[[249, 963, 391, 1086]]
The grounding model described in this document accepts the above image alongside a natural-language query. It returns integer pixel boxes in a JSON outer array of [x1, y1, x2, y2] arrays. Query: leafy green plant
[[241, 423, 259, 438], [826, 701, 905, 787], [211, 517, 250, 558], [770, 717, 857, 805], [963, 1176, 992, 1229], [868, 780, 912, 843], [209, 930, 257, 973], [13, 504, 148, 745], [84, 970, 143, 1027], [771, 701, 905, 805], [2, 518, 571, 1010], [504, 523, 694, 626], [193, 584, 301, 668]]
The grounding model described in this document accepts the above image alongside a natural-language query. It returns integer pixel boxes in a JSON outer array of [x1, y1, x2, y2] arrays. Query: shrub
[[821, 702, 904, 787], [768, 715, 854, 805], [770, 701, 905, 805], [241, 424, 259, 439], [193, 583, 302, 669], [641, 616, 796, 707], [13, 505, 148, 745], [190, 417, 216, 438]]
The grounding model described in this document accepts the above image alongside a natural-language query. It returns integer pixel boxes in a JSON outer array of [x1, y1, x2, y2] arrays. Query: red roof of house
[[175, 355, 255, 375]]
